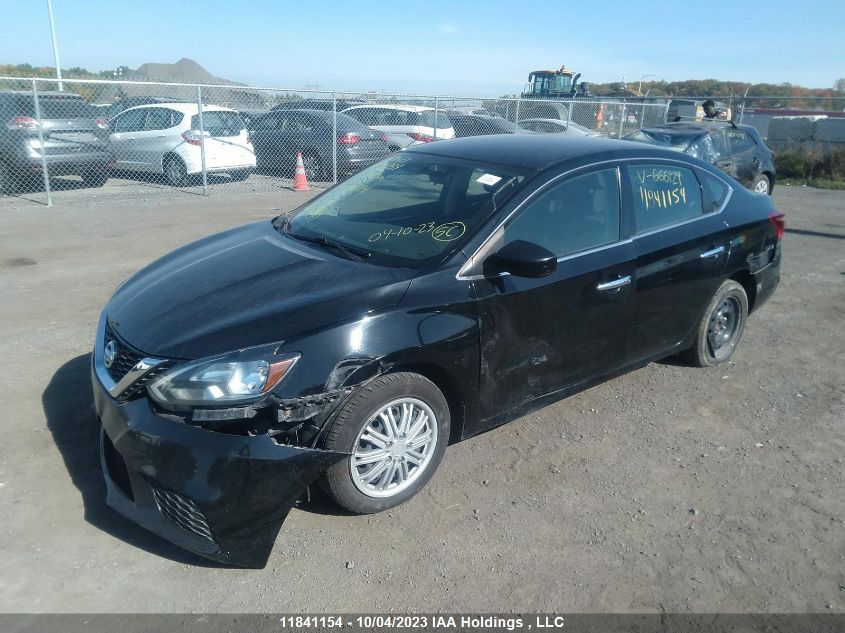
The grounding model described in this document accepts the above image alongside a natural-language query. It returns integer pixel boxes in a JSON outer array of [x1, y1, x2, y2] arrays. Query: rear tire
[[230, 169, 250, 182], [752, 174, 771, 195], [683, 280, 749, 367], [81, 169, 108, 188], [320, 372, 450, 514], [301, 152, 322, 182], [164, 155, 188, 187]]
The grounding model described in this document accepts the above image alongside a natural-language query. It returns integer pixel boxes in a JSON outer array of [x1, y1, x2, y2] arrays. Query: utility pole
[[47, 0, 63, 90]]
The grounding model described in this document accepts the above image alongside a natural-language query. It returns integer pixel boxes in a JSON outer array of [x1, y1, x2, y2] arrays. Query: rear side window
[[191, 111, 244, 137], [628, 164, 703, 233], [726, 129, 755, 152], [698, 170, 731, 211], [505, 168, 621, 257], [142, 108, 182, 131], [418, 111, 452, 129], [10, 95, 95, 119]]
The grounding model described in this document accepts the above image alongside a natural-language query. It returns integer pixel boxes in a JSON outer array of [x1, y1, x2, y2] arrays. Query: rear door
[[624, 161, 729, 363], [136, 107, 182, 170], [109, 107, 147, 170], [249, 113, 282, 167], [475, 166, 636, 419]]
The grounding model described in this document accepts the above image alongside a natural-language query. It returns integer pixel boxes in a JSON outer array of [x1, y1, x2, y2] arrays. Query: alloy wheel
[[350, 397, 438, 498]]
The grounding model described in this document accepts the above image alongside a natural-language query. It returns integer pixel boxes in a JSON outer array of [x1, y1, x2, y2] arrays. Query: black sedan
[[91, 135, 783, 567], [249, 108, 390, 180], [624, 120, 776, 195]]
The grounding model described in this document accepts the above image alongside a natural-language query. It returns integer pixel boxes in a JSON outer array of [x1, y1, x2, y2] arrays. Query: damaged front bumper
[[92, 366, 349, 568]]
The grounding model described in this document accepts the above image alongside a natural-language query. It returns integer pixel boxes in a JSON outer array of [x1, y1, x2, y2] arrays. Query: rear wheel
[[164, 155, 188, 187], [301, 152, 321, 181], [683, 280, 749, 367], [752, 174, 771, 195], [230, 169, 251, 182], [81, 169, 108, 188], [320, 372, 450, 514]]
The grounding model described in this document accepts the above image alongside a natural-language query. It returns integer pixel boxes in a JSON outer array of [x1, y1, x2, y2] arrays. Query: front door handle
[[700, 246, 725, 259], [596, 275, 632, 293]]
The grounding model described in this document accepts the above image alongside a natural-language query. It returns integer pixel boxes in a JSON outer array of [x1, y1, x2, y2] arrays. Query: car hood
[[105, 221, 415, 359]]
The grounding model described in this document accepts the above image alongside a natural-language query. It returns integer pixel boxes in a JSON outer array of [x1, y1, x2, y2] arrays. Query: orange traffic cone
[[596, 104, 604, 130], [293, 152, 311, 191]]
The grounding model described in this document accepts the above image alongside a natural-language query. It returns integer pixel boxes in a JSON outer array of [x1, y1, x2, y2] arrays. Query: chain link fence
[[2, 76, 844, 206]]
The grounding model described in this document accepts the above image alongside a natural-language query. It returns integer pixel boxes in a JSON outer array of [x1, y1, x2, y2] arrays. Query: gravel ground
[[0, 182, 843, 613]]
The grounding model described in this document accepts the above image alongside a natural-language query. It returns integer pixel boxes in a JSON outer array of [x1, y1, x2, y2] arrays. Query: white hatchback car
[[108, 103, 256, 186], [341, 104, 455, 151]]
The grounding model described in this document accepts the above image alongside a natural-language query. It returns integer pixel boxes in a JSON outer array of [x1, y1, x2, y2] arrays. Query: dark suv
[[0, 90, 110, 193], [624, 120, 775, 194]]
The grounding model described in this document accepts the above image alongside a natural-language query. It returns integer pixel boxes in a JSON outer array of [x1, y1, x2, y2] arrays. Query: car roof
[[119, 103, 237, 115], [404, 135, 691, 172], [342, 104, 434, 113]]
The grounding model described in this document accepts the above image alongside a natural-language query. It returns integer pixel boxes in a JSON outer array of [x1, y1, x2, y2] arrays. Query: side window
[[628, 164, 703, 233], [727, 129, 754, 153], [253, 114, 277, 130], [142, 108, 173, 131], [698, 170, 731, 212], [709, 131, 728, 159], [112, 108, 144, 133], [504, 168, 621, 257]]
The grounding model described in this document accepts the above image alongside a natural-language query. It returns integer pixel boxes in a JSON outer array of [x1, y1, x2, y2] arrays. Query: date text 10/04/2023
[[635, 167, 687, 210]]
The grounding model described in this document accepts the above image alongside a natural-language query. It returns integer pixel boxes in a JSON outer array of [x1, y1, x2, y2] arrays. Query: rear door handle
[[700, 246, 725, 259], [596, 275, 632, 293]]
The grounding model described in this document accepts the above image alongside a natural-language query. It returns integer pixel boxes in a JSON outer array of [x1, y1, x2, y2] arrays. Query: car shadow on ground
[[42, 353, 227, 568]]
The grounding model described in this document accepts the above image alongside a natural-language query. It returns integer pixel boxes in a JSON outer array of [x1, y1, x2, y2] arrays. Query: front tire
[[0, 161, 13, 194], [230, 169, 251, 182], [320, 372, 450, 514], [81, 169, 108, 188], [301, 152, 322, 182], [683, 280, 749, 367]]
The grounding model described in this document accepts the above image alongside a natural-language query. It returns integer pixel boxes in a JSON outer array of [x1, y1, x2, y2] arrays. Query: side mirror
[[485, 240, 557, 278]]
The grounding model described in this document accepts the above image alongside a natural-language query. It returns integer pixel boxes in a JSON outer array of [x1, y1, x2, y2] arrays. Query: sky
[[1, 0, 843, 95]]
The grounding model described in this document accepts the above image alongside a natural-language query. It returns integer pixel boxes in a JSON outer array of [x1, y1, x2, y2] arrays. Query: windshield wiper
[[286, 231, 371, 261]]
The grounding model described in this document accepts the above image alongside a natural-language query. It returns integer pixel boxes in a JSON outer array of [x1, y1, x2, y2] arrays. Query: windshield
[[279, 153, 526, 268]]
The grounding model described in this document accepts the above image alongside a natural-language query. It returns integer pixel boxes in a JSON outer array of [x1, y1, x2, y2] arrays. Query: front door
[[474, 166, 636, 422]]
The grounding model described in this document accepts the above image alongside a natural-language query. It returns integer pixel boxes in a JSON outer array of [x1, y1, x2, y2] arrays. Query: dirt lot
[[0, 182, 843, 613]]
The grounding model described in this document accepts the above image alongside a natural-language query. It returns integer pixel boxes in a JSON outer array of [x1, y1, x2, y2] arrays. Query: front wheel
[[230, 169, 251, 182], [300, 152, 322, 182], [320, 372, 450, 514], [81, 169, 108, 188], [683, 280, 749, 367]]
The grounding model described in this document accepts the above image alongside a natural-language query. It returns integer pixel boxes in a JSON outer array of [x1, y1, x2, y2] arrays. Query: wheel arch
[[762, 170, 775, 194], [729, 269, 757, 313], [382, 362, 466, 445], [161, 151, 185, 175]]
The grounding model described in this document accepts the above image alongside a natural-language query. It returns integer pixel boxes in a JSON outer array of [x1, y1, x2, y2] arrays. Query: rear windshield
[[280, 152, 527, 268], [625, 130, 698, 149], [13, 95, 96, 119], [190, 111, 245, 137]]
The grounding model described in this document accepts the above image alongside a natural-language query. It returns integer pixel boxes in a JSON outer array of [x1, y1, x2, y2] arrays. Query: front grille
[[104, 321, 144, 383], [152, 488, 215, 543]]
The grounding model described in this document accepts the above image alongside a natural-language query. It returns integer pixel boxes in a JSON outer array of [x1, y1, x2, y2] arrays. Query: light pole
[[638, 74, 655, 94], [46, 0, 62, 90]]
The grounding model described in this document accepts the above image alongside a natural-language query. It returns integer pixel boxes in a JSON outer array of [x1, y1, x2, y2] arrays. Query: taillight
[[338, 133, 361, 145], [181, 130, 202, 146], [769, 211, 785, 239], [95, 117, 107, 129], [407, 132, 434, 143], [379, 133, 388, 143], [7, 116, 38, 130]]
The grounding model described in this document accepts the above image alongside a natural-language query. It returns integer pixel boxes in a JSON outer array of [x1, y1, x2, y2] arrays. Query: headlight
[[147, 343, 299, 407]]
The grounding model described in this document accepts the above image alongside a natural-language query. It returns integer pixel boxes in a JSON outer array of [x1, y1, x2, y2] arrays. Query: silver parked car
[[108, 103, 256, 186]]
